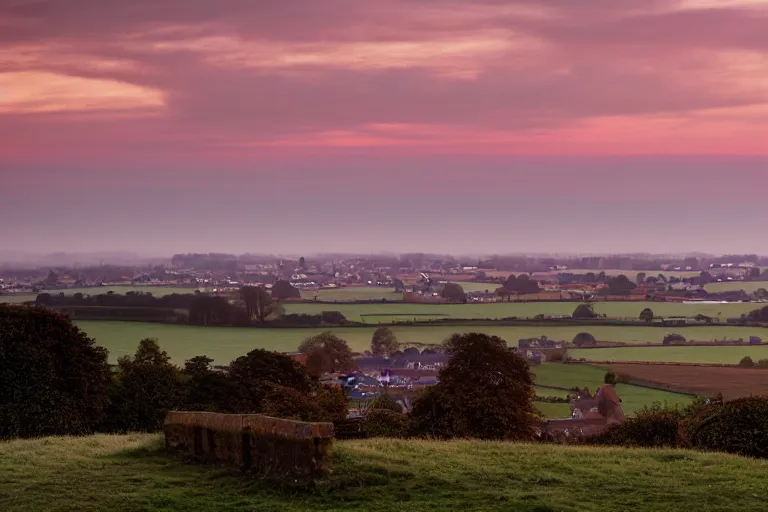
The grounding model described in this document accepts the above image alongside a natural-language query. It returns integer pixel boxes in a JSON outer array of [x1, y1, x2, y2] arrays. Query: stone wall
[[163, 411, 334, 477]]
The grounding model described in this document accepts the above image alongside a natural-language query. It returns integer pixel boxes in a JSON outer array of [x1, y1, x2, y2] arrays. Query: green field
[[533, 401, 571, 418], [570, 345, 768, 365], [285, 300, 758, 322], [532, 364, 693, 413], [3, 434, 767, 512], [300, 286, 404, 302], [74, 321, 768, 364], [0, 286, 202, 304], [705, 281, 768, 294]]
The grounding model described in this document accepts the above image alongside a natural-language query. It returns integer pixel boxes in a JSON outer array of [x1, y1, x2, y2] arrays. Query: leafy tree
[[261, 382, 347, 423], [572, 332, 597, 348], [188, 295, 245, 326], [572, 303, 598, 319], [228, 349, 314, 412], [636, 272, 647, 285], [746, 305, 768, 322], [271, 280, 301, 300], [101, 338, 184, 432], [738, 356, 755, 368], [639, 308, 654, 323], [607, 275, 637, 295], [604, 371, 618, 385], [369, 393, 403, 413], [504, 274, 541, 295], [238, 285, 283, 323], [441, 282, 467, 303], [371, 326, 399, 357], [0, 305, 111, 439], [182, 355, 239, 412], [298, 332, 353, 376], [411, 333, 540, 440]]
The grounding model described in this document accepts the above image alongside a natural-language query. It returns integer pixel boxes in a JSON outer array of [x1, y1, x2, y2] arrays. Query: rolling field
[[607, 363, 768, 400], [285, 300, 758, 322], [570, 345, 768, 365], [73, 321, 768, 364], [5, 435, 766, 512]]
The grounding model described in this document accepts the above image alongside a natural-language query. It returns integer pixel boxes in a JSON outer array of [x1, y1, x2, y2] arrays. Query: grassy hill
[[2, 435, 767, 512]]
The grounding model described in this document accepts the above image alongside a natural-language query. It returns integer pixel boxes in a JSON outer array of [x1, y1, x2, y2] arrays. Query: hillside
[[2, 435, 767, 511]]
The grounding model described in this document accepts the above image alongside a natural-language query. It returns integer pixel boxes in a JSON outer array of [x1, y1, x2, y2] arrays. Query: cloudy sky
[[2, 0, 767, 255]]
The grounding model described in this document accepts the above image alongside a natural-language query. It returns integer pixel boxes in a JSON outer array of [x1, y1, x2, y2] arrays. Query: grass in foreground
[[2, 435, 768, 512]]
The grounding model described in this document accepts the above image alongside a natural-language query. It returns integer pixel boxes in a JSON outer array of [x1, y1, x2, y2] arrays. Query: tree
[[639, 308, 654, 323], [572, 332, 597, 348], [298, 332, 353, 376], [636, 272, 647, 285], [411, 333, 540, 440], [441, 282, 466, 303], [604, 371, 617, 385], [747, 267, 761, 280], [0, 305, 111, 439], [738, 356, 755, 368], [182, 355, 239, 412], [188, 295, 244, 326], [607, 275, 637, 295], [228, 349, 314, 413], [238, 285, 283, 323], [371, 326, 399, 357], [101, 338, 184, 432], [505, 274, 541, 295], [572, 303, 598, 319], [299, 257, 306, 269], [271, 280, 301, 300], [662, 333, 686, 345]]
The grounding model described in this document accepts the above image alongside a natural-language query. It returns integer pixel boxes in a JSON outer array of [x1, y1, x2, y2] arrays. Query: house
[[541, 385, 625, 440]]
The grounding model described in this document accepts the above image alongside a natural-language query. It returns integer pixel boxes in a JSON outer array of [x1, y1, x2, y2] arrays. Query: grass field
[[3, 435, 767, 512], [300, 286, 404, 302], [705, 281, 768, 294], [533, 401, 571, 418], [285, 300, 758, 321], [571, 345, 768, 365], [532, 364, 693, 413], [73, 321, 768, 364]]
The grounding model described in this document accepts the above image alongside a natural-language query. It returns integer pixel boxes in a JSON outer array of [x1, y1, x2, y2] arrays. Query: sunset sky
[[2, 0, 767, 255]]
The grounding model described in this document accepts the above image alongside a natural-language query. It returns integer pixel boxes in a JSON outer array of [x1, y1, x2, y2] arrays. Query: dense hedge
[[588, 409, 682, 448], [680, 397, 768, 458], [362, 409, 412, 438]]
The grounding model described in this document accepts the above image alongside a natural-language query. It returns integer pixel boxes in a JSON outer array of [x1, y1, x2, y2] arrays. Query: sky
[[1, 0, 768, 256]]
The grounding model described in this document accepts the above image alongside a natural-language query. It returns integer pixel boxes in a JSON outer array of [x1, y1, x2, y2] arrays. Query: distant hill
[[2, 434, 766, 511]]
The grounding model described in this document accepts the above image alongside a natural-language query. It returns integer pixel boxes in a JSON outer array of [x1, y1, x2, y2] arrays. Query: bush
[[362, 409, 411, 438], [680, 396, 768, 458], [370, 393, 403, 413], [756, 359, 768, 369], [572, 304, 597, 319], [588, 403, 683, 448], [738, 356, 755, 368], [662, 333, 686, 345], [604, 371, 617, 385], [572, 332, 596, 347], [0, 306, 111, 439]]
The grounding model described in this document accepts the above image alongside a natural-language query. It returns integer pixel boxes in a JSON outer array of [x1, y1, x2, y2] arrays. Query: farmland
[[607, 363, 768, 400], [285, 300, 758, 321], [570, 345, 768, 365], [73, 321, 768, 364], [4, 435, 768, 512], [705, 281, 768, 294]]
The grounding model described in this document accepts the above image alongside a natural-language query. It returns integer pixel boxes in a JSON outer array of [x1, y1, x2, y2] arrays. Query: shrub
[[738, 356, 755, 368], [604, 371, 617, 385], [362, 409, 411, 438], [369, 393, 403, 413], [680, 396, 768, 458], [588, 403, 683, 448], [639, 308, 654, 322], [0, 306, 111, 439], [572, 332, 596, 348], [572, 304, 597, 319], [663, 333, 686, 345], [756, 359, 768, 370]]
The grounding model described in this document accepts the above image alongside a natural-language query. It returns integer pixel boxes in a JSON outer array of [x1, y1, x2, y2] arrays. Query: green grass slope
[[2, 435, 768, 512]]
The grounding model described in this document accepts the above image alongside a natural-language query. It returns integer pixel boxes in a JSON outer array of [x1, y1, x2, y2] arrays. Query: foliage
[[0, 305, 111, 439], [188, 295, 247, 326], [370, 326, 399, 357], [261, 383, 348, 423], [605, 275, 637, 295], [639, 308, 654, 322], [181, 355, 240, 412], [604, 371, 617, 385], [680, 396, 768, 458], [271, 280, 301, 299], [298, 332, 354, 376], [571, 332, 596, 347], [756, 359, 768, 369], [320, 311, 347, 324], [369, 393, 403, 413], [101, 339, 184, 433], [746, 305, 768, 322], [503, 274, 541, 295], [440, 282, 467, 303], [588, 402, 683, 448], [238, 286, 284, 323], [662, 333, 687, 345], [412, 333, 540, 440], [738, 356, 754, 368], [361, 409, 412, 438], [572, 303, 597, 319]]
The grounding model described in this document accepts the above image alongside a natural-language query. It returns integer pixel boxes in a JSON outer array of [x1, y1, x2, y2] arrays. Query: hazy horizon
[[3, 1, 767, 254]]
